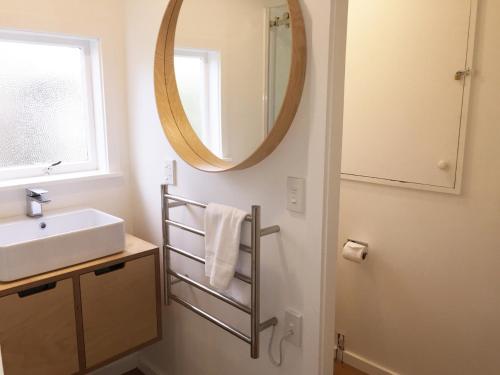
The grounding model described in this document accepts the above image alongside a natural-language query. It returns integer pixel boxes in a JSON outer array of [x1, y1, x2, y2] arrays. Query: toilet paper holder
[[343, 239, 369, 261], [344, 239, 369, 247]]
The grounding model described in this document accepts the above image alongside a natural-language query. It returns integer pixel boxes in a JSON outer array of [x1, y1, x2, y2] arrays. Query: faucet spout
[[26, 188, 51, 217], [32, 195, 51, 204]]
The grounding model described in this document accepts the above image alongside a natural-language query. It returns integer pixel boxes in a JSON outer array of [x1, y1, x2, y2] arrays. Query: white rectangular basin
[[0, 209, 125, 282]]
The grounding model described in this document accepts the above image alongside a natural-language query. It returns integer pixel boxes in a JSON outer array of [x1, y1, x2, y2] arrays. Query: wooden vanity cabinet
[[81, 255, 160, 368], [0, 279, 79, 375], [0, 235, 161, 375]]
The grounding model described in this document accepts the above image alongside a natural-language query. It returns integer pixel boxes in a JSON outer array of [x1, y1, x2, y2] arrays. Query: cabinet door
[[0, 279, 79, 375], [342, 0, 475, 190], [80, 255, 159, 368]]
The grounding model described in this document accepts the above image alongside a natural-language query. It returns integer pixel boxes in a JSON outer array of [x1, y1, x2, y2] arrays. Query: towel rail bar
[[240, 244, 252, 253], [170, 295, 252, 344], [165, 219, 275, 254], [162, 185, 280, 359], [167, 270, 252, 314], [165, 219, 279, 242], [167, 244, 252, 284], [165, 219, 204, 236], [165, 193, 253, 222]]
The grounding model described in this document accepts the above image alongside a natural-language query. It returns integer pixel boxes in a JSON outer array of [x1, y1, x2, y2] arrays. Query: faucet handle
[[26, 188, 48, 197]]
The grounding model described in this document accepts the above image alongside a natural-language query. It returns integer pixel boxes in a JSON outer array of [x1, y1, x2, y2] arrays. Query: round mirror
[[155, 0, 306, 172]]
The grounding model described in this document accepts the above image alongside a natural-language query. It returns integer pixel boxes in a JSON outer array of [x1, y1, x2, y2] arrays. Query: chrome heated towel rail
[[161, 184, 280, 359]]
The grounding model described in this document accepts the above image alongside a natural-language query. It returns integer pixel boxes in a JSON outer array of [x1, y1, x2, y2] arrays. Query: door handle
[[455, 68, 471, 80], [18, 282, 57, 298], [94, 262, 125, 276]]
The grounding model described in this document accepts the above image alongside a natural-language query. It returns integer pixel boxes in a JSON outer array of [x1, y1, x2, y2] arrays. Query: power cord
[[268, 324, 295, 367]]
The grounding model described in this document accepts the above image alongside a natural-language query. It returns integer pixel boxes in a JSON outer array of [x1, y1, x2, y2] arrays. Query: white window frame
[[0, 30, 108, 182], [174, 48, 222, 158]]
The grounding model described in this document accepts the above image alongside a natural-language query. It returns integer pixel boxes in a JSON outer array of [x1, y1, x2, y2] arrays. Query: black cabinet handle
[[18, 282, 57, 298], [94, 262, 125, 276]]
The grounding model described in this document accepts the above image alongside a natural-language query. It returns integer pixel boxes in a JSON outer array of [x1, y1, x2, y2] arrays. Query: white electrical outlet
[[164, 160, 176, 185], [285, 309, 302, 347]]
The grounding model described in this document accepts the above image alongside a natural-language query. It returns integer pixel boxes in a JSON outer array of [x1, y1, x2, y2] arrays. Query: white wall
[[336, 1, 500, 374], [0, 0, 132, 226], [124, 0, 336, 374]]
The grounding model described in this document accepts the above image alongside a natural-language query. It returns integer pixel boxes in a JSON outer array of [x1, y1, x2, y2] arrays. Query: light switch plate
[[164, 160, 176, 185], [287, 177, 305, 213]]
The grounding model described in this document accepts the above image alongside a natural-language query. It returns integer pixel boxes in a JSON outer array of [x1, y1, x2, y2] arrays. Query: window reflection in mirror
[[174, 0, 292, 163], [174, 49, 222, 158]]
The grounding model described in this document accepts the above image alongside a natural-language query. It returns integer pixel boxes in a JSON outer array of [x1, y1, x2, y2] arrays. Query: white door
[[341, 0, 475, 190]]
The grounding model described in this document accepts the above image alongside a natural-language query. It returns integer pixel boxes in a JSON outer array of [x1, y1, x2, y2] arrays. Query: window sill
[[0, 171, 123, 192]]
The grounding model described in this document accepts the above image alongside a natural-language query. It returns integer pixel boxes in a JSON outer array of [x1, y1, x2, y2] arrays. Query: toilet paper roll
[[342, 241, 368, 263]]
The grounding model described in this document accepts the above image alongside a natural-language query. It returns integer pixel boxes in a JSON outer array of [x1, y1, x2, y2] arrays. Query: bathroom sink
[[0, 209, 125, 282]]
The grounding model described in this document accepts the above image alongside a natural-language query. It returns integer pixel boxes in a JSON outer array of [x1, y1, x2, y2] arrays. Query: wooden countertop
[[0, 234, 159, 297]]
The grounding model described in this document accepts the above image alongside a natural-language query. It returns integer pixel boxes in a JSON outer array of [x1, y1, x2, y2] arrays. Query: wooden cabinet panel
[[0, 279, 79, 375], [342, 0, 476, 192], [80, 255, 159, 368]]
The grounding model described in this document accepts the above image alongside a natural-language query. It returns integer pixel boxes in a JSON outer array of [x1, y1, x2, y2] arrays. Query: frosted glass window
[[0, 32, 106, 182]]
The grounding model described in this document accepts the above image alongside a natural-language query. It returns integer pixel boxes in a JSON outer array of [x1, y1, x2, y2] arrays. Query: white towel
[[204, 203, 247, 290]]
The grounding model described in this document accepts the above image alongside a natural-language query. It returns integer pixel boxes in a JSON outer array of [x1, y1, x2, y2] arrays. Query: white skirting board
[[335, 347, 399, 375], [88, 353, 139, 375], [138, 358, 167, 375]]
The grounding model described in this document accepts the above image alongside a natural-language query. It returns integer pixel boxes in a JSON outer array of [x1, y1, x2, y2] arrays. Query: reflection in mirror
[[174, 0, 292, 163], [267, 5, 292, 132]]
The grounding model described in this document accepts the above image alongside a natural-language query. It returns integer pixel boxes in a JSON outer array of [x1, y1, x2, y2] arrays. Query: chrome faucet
[[26, 188, 51, 217]]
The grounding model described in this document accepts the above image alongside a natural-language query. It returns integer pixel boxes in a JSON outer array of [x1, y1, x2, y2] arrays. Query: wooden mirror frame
[[154, 0, 307, 172]]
